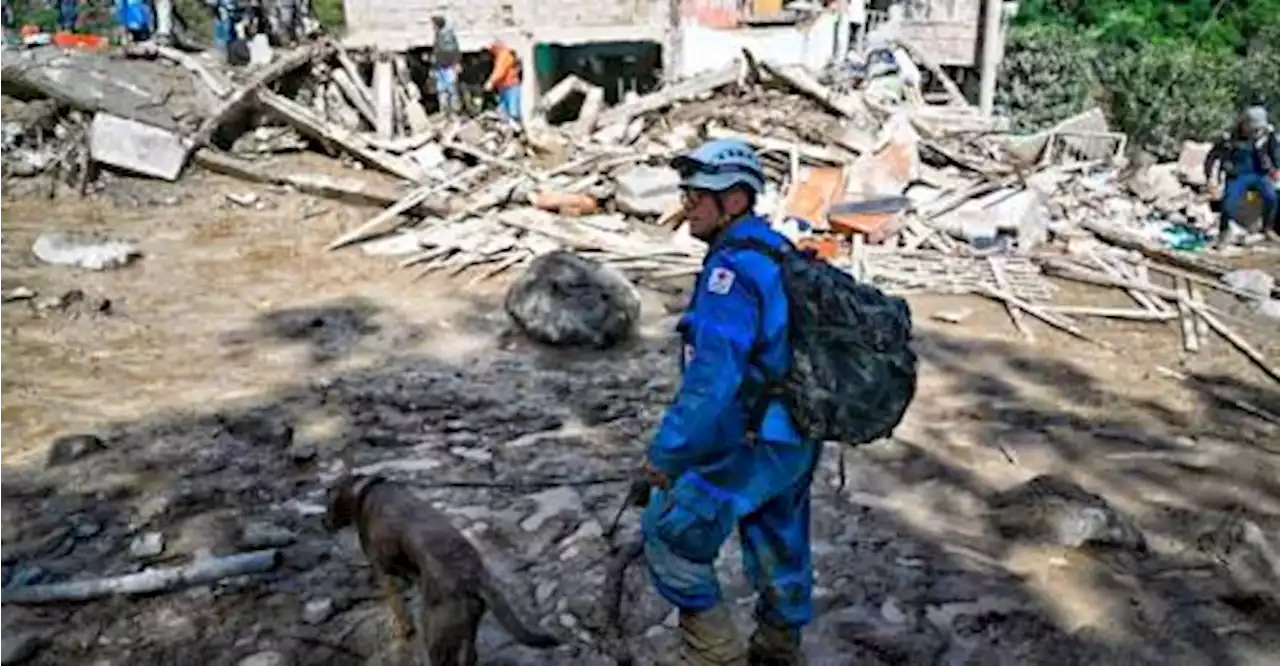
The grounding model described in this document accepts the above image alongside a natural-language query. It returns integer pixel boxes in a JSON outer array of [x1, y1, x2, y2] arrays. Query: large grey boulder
[[504, 251, 641, 349]]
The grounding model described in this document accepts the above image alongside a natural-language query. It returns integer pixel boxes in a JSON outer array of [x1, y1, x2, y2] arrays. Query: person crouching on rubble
[[639, 139, 819, 665], [484, 40, 522, 126], [1208, 105, 1280, 245]]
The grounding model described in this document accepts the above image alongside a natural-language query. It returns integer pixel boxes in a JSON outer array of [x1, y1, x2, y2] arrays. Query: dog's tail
[[478, 575, 563, 648]]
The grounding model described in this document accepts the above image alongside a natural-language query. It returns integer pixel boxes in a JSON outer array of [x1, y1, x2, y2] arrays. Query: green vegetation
[[999, 1, 1280, 158]]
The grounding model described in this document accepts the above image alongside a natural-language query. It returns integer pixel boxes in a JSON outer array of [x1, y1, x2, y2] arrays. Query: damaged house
[[339, 0, 1011, 118]]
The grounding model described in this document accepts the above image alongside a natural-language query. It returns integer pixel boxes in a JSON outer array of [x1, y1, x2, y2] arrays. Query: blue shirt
[[648, 215, 803, 478]]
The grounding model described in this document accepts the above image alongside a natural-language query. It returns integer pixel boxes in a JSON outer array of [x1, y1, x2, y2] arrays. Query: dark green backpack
[[725, 238, 918, 445]]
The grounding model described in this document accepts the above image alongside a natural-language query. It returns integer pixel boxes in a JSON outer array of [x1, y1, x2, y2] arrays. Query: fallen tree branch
[[1, 550, 280, 605]]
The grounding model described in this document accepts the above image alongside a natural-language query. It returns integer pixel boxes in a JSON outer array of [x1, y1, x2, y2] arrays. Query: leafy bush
[[1000, 23, 1280, 159], [997, 24, 1101, 133]]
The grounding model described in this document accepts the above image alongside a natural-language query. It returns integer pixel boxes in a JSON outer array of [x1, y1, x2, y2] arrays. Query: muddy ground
[[2, 163, 1279, 666]]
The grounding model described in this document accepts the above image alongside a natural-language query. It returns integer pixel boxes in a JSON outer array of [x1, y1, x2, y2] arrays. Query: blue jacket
[[648, 215, 803, 485]]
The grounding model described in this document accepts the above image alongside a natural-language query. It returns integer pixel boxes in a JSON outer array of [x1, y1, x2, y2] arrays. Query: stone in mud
[[130, 531, 166, 559], [302, 597, 335, 624], [46, 433, 107, 467], [504, 251, 641, 350], [220, 412, 294, 448], [988, 475, 1146, 552], [238, 521, 298, 550], [236, 651, 289, 666]]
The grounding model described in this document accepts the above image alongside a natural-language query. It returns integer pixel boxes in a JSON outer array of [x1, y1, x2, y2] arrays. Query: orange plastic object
[[796, 235, 842, 260], [783, 166, 846, 226], [829, 211, 900, 244], [530, 191, 599, 216], [53, 32, 109, 49]]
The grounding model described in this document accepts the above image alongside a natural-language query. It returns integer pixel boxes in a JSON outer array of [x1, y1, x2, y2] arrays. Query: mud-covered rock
[[988, 475, 1147, 552], [504, 251, 641, 349], [46, 433, 107, 467]]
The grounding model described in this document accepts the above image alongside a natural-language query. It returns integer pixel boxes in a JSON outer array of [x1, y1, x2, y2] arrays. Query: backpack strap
[[715, 237, 795, 437]]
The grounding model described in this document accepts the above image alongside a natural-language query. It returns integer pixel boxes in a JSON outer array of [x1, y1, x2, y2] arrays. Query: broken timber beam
[[751, 56, 860, 118], [1079, 219, 1278, 297], [258, 89, 422, 181], [704, 126, 852, 164], [330, 67, 379, 128], [327, 164, 488, 250], [1, 550, 280, 605], [594, 65, 737, 128], [890, 39, 969, 107], [372, 55, 396, 140], [192, 41, 336, 147], [193, 149, 447, 214]]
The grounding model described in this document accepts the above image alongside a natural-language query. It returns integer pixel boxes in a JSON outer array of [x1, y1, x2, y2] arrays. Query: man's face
[[682, 188, 723, 242]]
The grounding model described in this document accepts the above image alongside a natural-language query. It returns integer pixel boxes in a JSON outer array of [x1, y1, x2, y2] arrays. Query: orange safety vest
[[487, 45, 521, 90]]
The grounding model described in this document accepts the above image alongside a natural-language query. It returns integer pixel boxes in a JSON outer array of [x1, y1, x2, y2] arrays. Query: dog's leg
[[423, 601, 456, 666], [376, 571, 413, 641], [458, 595, 485, 666]]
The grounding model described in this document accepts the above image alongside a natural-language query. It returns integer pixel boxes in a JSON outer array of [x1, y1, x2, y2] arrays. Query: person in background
[[1207, 105, 1280, 245], [432, 15, 461, 115], [485, 40, 522, 125], [3, 0, 14, 41], [57, 0, 77, 32], [114, 0, 154, 42], [153, 0, 174, 45], [207, 0, 241, 53]]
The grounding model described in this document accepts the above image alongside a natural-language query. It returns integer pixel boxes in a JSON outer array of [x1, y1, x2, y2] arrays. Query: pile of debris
[[2, 35, 1276, 386]]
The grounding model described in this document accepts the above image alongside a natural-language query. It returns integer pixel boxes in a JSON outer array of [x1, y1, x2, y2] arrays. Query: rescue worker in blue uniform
[[1208, 105, 1280, 245], [640, 139, 819, 665]]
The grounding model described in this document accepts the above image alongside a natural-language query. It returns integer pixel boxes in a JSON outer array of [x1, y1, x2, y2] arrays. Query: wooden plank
[[1176, 278, 1199, 353], [330, 67, 379, 127], [1040, 306, 1178, 321], [192, 149, 446, 213], [192, 42, 335, 147], [327, 165, 486, 250], [257, 90, 422, 181], [990, 258, 1035, 342], [372, 57, 396, 140], [1189, 281, 1210, 348], [1181, 298, 1280, 384], [594, 65, 737, 128]]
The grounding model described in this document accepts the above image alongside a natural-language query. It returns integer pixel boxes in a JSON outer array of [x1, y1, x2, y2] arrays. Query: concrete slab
[[89, 113, 190, 181]]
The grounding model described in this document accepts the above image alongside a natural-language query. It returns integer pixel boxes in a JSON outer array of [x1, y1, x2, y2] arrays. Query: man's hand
[[483, 81, 494, 92], [639, 459, 670, 490]]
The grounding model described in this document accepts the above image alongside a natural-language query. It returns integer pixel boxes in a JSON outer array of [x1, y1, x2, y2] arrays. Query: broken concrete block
[[933, 202, 998, 246], [1177, 141, 1212, 186], [614, 165, 681, 217], [1126, 163, 1184, 203], [982, 188, 1047, 252], [90, 113, 190, 181]]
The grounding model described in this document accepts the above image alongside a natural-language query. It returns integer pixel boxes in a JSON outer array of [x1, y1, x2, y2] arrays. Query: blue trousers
[[435, 65, 460, 113], [497, 85, 521, 122], [642, 438, 821, 628], [58, 0, 77, 31], [1223, 173, 1278, 231]]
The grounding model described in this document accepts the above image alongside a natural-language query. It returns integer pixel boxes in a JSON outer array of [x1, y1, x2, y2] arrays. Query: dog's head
[[323, 473, 381, 531]]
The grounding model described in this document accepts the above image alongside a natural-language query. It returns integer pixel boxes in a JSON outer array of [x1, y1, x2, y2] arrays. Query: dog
[[324, 474, 562, 665]]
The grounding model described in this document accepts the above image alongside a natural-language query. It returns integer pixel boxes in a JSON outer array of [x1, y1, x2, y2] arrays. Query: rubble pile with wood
[[2, 37, 1276, 387]]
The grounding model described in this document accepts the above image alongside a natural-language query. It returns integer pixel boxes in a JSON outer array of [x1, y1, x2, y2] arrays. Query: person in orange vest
[[484, 40, 522, 124]]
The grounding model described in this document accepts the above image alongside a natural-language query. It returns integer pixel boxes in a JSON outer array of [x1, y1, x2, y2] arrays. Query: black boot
[[747, 621, 801, 666]]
